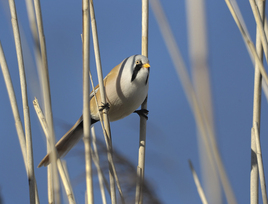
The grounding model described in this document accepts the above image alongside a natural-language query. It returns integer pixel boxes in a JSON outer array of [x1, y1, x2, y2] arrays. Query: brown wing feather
[[89, 62, 122, 118]]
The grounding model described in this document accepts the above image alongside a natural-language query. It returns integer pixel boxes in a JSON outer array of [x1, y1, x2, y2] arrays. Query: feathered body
[[38, 55, 150, 167]]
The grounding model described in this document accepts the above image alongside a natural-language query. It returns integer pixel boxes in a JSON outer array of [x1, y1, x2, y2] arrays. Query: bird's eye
[[136, 60, 141, 65]]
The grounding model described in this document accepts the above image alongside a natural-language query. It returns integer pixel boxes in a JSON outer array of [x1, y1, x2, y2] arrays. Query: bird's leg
[[99, 102, 110, 112], [134, 109, 149, 120]]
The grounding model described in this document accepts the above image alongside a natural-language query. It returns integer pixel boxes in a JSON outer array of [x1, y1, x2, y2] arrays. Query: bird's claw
[[99, 103, 110, 112], [134, 109, 149, 120]]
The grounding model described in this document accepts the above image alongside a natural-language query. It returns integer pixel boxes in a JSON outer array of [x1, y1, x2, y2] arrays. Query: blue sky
[[0, 0, 267, 203]]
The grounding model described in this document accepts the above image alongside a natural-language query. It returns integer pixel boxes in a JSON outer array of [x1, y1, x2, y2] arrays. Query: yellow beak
[[143, 63, 150, 68]]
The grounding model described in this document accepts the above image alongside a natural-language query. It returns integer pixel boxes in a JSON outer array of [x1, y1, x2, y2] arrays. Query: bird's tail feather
[[38, 116, 98, 167]]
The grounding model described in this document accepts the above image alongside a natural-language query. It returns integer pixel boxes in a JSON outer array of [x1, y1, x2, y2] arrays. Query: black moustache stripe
[[131, 63, 142, 82]]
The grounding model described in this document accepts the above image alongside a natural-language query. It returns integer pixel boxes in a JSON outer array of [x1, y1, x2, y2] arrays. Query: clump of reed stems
[[1, 0, 268, 204]]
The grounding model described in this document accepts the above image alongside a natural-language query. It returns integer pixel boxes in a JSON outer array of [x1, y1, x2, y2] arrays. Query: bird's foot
[[134, 109, 149, 120], [99, 102, 110, 112]]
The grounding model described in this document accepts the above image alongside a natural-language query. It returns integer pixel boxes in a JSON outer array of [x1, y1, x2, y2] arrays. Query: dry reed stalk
[[225, 0, 267, 203], [188, 160, 208, 204], [8, 0, 37, 203], [261, 16, 268, 101], [89, 70, 125, 202], [89, 0, 119, 203], [33, 98, 76, 204], [151, 1, 237, 203], [88, 56, 125, 204], [0, 25, 27, 166], [0, 40, 43, 204], [186, 0, 220, 202], [24, 0, 43, 106], [0, 40, 28, 189], [135, 1, 149, 204], [25, 0, 39, 45], [249, 0, 268, 61], [253, 124, 268, 204], [225, 0, 268, 85], [265, 17, 268, 42], [60, 161, 76, 203], [82, 0, 94, 203], [57, 161, 76, 204], [91, 126, 108, 204], [33, 0, 60, 202], [249, 0, 266, 202]]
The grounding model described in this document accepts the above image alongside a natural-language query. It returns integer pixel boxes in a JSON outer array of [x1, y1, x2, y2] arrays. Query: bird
[[38, 55, 150, 167]]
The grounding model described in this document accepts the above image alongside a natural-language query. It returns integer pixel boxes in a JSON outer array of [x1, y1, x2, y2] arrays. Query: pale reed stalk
[[225, 0, 266, 203], [225, 0, 268, 85], [88, 52, 124, 203], [188, 160, 208, 204], [8, 0, 37, 203], [24, 0, 43, 108], [249, 0, 268, 62], [89, 0, 118, 203], [91, 127, 108, 204], [151, 1, 237, 203], [33, 0, 60, 202], [253, 123, 268, 204], [0, 41, 28, 196], [89, 70, 125, 202], [60, 161, 76, 203], [135, 1, 149, 204], [82, 0, 94, 203], [250, 1, 265, 201], [186, 0, 220, 203], [89, 49, 125, 204], [33, 98, 76, 204], [249, 0, 266, 203]]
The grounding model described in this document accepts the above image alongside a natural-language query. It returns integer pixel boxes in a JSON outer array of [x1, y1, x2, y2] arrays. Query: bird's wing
[[89, 86, 99, 99]]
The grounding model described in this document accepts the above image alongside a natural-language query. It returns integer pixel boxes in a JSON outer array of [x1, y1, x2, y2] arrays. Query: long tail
[[38, 116, 98, 167]]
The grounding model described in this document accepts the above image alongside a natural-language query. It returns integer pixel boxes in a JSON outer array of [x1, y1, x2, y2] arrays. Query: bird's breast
[[106, 78, 149, 122]]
